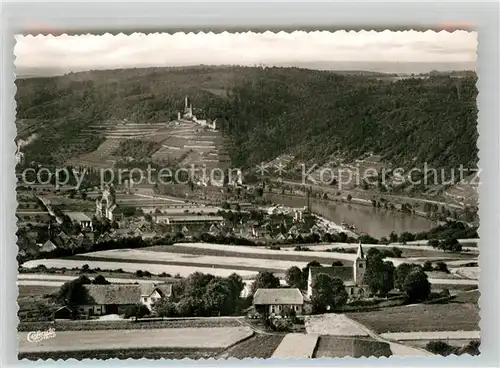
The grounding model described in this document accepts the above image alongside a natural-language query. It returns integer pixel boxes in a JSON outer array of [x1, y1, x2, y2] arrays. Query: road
[[273, 179, 464, 209]]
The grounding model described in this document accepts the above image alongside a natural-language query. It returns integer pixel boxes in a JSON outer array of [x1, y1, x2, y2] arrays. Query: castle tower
[[353, 242, 366, 285]]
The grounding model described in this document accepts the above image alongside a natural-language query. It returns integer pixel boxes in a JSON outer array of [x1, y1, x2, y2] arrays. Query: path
[[272, 333, 319, 358]]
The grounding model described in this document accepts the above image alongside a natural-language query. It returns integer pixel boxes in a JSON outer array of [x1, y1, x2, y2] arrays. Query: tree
[[364, 254, 395, 296], [301, 260, 322, 287], [285, 266, 304, 289], [154, 297, 176, 318], [203, 279, 233, 316], [311, 274, 348, 313], [346, 194, 352, 202], [227, 273, 245, 300], [423, 261, 433, 272], [124, 304, 150, 321], [434, 261, 449, 273], [57, 276, 91, 307], [391, 247, 403, 258], [251, 271, 280, 295], [387, 231, 397, 243], [93, 275, 110, 285], [395, 263, 417, 290], [403, 269, 431, 302], [331, 260, 344, 267], [428, 239, 440, 248]]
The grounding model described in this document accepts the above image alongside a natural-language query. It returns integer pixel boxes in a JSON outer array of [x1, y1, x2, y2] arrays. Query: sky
[[15, 30, 477, 76]]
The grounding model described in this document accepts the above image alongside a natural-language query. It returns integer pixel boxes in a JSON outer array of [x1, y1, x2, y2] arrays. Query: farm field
[[272, 333, 319, 359], [69, 254, 286, 274], [18, 317, 241, 332], [20, 347, 221, 361], [297, 243, 478, 258], [172, 242, 360, 263], [18, 273, 174, 284], [148, 245, 350, 265], [346, 303, 479, 334], [313, 336, 392, 358], [21, 259, 258, 279], [78, 248, 311, 272], [18, 284, 59, 297], [452, 267, 479, 280], [19, 327, 254, 353], [305, 314, 369, 336], [219, 334, 285, 359]]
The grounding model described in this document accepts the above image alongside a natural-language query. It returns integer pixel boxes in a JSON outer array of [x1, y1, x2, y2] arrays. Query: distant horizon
[[16, 60, 476, 79]]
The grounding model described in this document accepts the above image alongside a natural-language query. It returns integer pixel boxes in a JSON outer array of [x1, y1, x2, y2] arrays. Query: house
[[53, 306, 73, 320], [139, 283, 173, 310], [80, 284, 140, 316], [80, 283, 173, 316], [253, 288, 304, 317], [39, 239, 57, 253], [275, 233, 286, 241], [307, 243, 367, 300]]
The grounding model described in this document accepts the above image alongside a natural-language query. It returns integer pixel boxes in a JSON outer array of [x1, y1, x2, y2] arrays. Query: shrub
[[426, 341, 456, 356]]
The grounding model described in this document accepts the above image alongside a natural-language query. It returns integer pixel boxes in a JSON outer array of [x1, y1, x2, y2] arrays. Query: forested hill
[[16, 66, 477, 170], [214, 68, 478, 170]]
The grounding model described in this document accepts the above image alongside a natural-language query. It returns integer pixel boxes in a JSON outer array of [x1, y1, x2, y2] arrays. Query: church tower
[[353, 242, 366, 285]]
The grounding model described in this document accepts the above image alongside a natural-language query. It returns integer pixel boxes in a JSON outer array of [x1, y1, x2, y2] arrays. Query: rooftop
[[64, 211, 92, 222], [253, 288, 304, 305]]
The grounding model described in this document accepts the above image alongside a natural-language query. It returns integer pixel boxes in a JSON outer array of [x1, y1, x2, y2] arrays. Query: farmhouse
[[253, 288, 304, 317], [79, 283, 173, 316], [307, 243, 367, 299]]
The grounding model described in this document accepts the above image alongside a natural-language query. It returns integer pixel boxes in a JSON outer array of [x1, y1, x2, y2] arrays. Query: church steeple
[[356, 242, 365, 259], [354, 242, 366, 285]]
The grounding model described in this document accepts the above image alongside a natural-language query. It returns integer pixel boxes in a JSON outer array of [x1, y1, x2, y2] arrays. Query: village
[[15, 97, 480, 360]]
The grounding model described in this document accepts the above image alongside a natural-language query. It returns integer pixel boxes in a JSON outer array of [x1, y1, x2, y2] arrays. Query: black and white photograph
[[14, 29, 479, 360]]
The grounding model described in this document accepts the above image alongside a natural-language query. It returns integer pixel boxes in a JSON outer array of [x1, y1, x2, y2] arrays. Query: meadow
[[346, 303, 479, 334]]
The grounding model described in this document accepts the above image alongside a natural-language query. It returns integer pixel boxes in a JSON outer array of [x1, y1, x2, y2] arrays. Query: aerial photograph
[[15, 30, 479, 360]]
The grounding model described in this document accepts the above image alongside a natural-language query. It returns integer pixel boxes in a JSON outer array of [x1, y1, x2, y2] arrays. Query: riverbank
[[265, 192, 438, 239]]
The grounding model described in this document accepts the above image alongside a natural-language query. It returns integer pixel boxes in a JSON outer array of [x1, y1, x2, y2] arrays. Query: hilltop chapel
[[307, 242, 367, 299]]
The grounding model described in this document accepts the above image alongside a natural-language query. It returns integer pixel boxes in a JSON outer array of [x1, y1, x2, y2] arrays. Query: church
[[95, 186, 122, 222], [307, 242, 367, 299]]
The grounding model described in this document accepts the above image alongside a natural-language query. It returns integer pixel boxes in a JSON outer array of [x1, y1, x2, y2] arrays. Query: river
[[266, 193, 437, 239]]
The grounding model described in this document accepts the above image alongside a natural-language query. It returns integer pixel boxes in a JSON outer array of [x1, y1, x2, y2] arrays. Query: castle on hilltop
[[177, 96, 217, 130]]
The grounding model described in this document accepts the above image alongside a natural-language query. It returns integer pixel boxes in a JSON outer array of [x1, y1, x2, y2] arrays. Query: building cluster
[[251, 243, 368, 318], [178, 96, 217, 130], [18, 223, 95, 259]]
